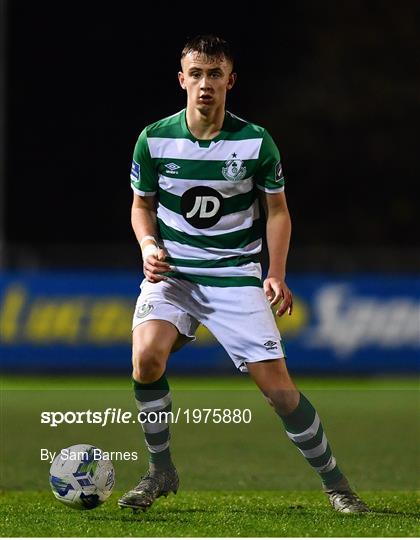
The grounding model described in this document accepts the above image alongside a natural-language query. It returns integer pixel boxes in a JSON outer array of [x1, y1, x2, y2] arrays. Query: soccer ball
[[49, 444, 115, 510]]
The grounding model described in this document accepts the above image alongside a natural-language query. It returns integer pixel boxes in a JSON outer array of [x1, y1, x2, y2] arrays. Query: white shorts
[[132, 277, 285, 372]]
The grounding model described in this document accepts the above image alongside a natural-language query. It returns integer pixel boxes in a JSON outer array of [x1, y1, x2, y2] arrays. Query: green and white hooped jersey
[[130, 109, 285, 287]]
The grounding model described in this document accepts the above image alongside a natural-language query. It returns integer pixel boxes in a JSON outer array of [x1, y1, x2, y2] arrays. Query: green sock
[[279, 393, 343, 487], [133, 373, 173, 471]]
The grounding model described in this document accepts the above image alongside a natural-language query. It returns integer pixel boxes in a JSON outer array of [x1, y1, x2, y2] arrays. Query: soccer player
[[118, 35, 369, 514]]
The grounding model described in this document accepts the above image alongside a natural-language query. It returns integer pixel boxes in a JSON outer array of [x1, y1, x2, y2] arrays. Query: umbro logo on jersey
[[164, 162, 181, 175], [264, 340, 278, 350]]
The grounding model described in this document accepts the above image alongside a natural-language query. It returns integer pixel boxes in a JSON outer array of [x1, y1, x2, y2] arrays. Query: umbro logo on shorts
[[264, 340, 278, 350]]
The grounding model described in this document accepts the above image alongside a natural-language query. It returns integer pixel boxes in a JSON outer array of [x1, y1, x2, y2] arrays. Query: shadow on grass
[[370, 508, 420, 518], [85, 504, 315, 525], [87, 507, 208, 523]]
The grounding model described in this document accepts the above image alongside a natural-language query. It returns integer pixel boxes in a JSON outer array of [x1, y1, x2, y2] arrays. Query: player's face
[[178, 52, 236, 112]]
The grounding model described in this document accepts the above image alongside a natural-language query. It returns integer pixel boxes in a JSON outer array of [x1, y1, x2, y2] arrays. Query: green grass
[[1, 375, 419, 536], [1, 490, 419, 537]]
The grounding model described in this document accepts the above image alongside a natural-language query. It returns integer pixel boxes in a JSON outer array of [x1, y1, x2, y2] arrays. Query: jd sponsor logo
[[181, 186, 224, 229]]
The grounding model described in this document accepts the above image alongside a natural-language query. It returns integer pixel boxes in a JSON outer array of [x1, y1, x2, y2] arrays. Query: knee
[[264, 388, 300, 416], [132, 342, 168, 383]]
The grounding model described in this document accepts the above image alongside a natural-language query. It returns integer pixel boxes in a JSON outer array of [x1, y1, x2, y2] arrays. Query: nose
[[200, 75, 212, 91]]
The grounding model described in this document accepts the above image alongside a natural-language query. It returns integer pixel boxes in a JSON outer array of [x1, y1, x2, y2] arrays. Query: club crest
[[222, 153, 247, 182], [136, 301, 154, 318]]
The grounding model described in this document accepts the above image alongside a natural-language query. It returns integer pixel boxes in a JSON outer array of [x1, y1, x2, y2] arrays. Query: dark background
[[4, 0, 419, 272]]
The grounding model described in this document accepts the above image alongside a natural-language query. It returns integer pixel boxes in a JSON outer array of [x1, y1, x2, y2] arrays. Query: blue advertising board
[[0, 272, 418, 373]]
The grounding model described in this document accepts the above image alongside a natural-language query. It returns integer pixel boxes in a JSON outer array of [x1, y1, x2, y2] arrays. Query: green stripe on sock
[[133, 373, 169, 402], [279, 392, 344, 488], [321, 466, 344, 487], [295, 423, 324, 451], [149, 447, 171, 467], [145, 428, 170, 446], [133, 373, 173, 470], [280, 393, 316, 434], [307, 445, 332, 468], [141, 403, 172, 421]]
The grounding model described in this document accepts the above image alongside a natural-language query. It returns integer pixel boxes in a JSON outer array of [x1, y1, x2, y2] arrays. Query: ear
[[227, 71, 237, 91], [178, 71, 186, 90]]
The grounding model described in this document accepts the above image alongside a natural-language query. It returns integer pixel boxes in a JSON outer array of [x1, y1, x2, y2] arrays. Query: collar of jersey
[[180, 108, 228, 148]]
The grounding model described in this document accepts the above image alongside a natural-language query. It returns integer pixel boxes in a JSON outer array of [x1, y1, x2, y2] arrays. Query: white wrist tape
[[140, 235, 157, 250], [142, 243, 159, 260]]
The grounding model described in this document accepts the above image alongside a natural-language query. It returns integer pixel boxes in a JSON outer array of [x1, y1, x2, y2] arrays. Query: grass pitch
[[1, 490, 419, 537], [1, 375, 419, 537]]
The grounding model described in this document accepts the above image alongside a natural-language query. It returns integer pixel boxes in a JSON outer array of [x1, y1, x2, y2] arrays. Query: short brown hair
[[181, 34, 234, 66]]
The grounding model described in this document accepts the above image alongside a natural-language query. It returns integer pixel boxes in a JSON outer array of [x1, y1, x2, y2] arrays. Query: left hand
[[263, 277, 293, 317]]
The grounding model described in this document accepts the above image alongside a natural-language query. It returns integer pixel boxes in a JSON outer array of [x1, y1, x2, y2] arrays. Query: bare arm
[[131, 193, 170, 283], [259, 190, 293, 316]]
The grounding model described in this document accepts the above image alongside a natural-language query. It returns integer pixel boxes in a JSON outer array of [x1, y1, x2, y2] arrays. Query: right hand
[[143, 248, 171, 283]]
